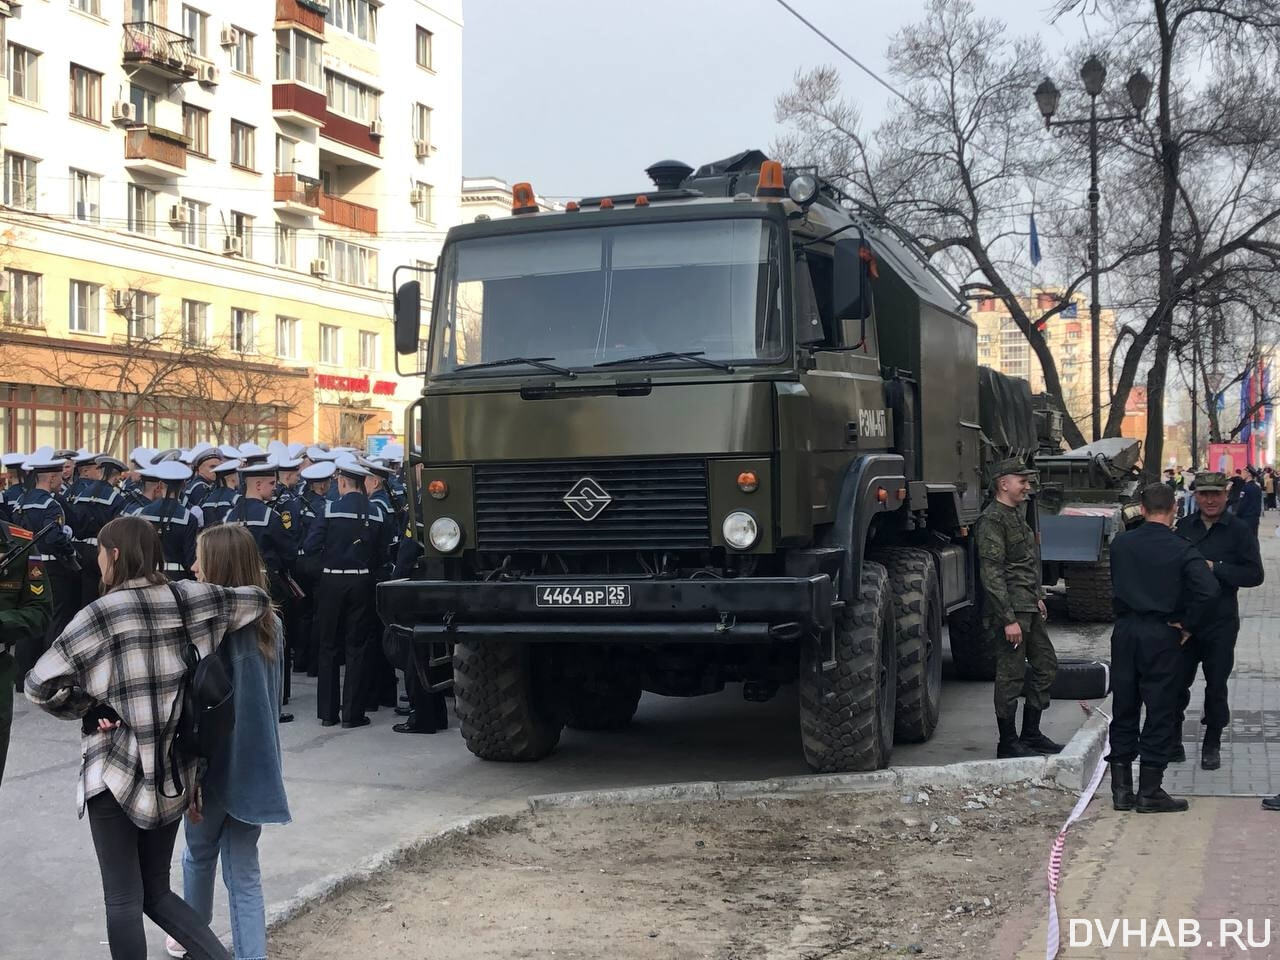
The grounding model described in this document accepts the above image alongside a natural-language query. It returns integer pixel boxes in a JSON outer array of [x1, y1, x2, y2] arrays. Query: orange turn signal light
[[511, 182, 538, 215], [756, 160, 786, 198], [635, 195, 650, 206], [427, 479, 449, 500], [737, 470, 759, 493], [565, 201, 580, 212], [600, 197, 614, 209], [876, 487, 888, 503]]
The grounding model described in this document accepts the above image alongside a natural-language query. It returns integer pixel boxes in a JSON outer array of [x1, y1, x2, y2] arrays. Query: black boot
[[1020, 705, 1064, 754], [1170, 742, 1186, 763], [1109, 761, 1135, 811], [1200, 727, 1222, 771], [1135, 763, 1189, 813], [997, 716, 1039, 758]]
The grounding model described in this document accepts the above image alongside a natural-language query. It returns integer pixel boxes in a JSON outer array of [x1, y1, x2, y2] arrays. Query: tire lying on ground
[[874, 547, 943, 744], [947, 602, 996, 682], [563, 648, 642, 731], [453, 640, 563, 761], [1039, 657, 1111, 701], [799, 560, 897, 773], [1064, 554, 1115, 622]]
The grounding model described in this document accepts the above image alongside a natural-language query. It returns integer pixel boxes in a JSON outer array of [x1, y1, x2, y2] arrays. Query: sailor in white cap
[[122, 448, 156, 513], [200, 459, 242, 528], [181, 443, 221, 511], [69, 455, 127, 607], [300, 458, 394, 728], [1, 452, 28, 523], [68, 449, 100, 500], [292, 460, 337, 677], [14, 448, 80, 663], [359, 460, 401, 711], [131, 460, 198, 577]]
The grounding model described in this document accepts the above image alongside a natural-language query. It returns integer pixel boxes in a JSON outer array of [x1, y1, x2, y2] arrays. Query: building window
[[358, 330, 378, 371], [415, 27, 433, 69], [275, 223, 297, 268], [416, 338, 431, 371], [129, 83, 156, 125], [412, 103, 432, 149], [126, 291, 157, 340], [231, 308, 256, 353], [275, 29, 321, 88], [5, 269, 41, 327], [182, 6, 208, 58], [69, 280, 101, 333], [4, 152, 36, 210], [180, 198, 208, 248], [413, 181, 432, 223], [320, 237, 378, 289], [319, 323, 340, 365], [324, 70, 380, 124], [72, 0, 102, 15], [8, 44, 38, 102], [129, 0, 157, 19], [127, 184, 156, 234], [231, 211, 254, 258], [71, 168, 100, 222], [183, 104, 210, 157], [326, 0, 377, 42], [274, 134, 297, 175], [275, 315, 299, 358], [230, 121, 255, 170], [182, 299, 208, 344], [69, 64, 102, 122], [230, 27, 254, 76]]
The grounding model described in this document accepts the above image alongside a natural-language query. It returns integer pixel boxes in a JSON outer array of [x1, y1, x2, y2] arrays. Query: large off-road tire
[[1065, 554, 1114, 623], [798, 560, 897, 773], [948, 602, 996, 682], [453, 641, 563, 761], [875, 548, 943, 744], [564, 649, 642, 731]]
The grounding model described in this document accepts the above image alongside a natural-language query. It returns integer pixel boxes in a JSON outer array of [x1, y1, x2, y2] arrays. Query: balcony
[[275, 0, 326, 35], [321, 111, 382, 157], [274, 174, 324, 215], [272, 82, 327, 129], [320, 193, 378, 234], [124, 125, 188, 177], [122, 22, 196, 82]]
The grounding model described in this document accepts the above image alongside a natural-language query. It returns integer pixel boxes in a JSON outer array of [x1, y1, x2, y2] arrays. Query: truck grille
[[473, 458, 711, 553]]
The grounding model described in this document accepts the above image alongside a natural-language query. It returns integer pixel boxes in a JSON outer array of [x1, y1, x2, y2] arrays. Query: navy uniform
[[69, 455, 127, 604], [293, 462, 336, 677], [181, 443, 220, 513], [132, 461, 198, 578], [67, 451, 98, 502], [13, 449, 79, 669], [1, 454, 29, 523], [302, 460, 394, 727], [199, 460, 242, 528], [363, 463, 401, 711]]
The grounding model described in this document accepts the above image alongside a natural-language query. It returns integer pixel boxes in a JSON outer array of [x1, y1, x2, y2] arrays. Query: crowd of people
[[1163, 463, 1279, 533]]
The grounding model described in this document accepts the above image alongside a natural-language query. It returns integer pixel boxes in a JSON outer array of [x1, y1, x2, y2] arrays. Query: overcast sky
[[461, 0, 1092, 200]]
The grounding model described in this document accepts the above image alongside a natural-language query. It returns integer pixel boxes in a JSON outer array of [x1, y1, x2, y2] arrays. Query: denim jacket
[[203, 616, 291, 825]]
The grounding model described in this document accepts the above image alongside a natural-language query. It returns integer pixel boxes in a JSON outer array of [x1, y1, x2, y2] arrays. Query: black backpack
[[160, 583, 236, 798]]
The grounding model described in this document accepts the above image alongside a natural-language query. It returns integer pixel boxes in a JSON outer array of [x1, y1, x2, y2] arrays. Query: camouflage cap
[[1193, 471, 1228, 491], [992, 457, 1036, 480]]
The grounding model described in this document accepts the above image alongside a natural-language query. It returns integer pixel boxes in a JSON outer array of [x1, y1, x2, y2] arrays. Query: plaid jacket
[[25, 578, 271, 829]]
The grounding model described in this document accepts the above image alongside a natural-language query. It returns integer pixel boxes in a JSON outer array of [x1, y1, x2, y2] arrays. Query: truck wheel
[[564, 650, 642, 731], [1065, 556, 1114, 622], [875, 548, 943, 743], [798, 560, 897, 773], [453, 641, 563, 761], [947, 603, 996, 682]]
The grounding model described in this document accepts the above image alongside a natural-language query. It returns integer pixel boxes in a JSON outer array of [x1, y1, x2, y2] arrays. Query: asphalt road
[[0, 613, 1107, 960]]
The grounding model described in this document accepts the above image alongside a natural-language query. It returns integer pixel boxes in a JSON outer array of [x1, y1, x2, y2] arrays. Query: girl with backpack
[[167, 523, 291, 960], [25, 515, 270, 960]]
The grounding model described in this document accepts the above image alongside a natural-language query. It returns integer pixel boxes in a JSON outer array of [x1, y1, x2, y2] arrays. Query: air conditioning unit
[[112, 290, 132, 312], [111, 101, 136, 124], [369, 118, 383, 137], [198, 63, 220, 86], [223, 235, 244, 256], [169, 204, 189, 226], [219, 26, 239, 47], [409, 187, 427, 205], [310, 258, 329, 277], [414, 140, 431, 158]]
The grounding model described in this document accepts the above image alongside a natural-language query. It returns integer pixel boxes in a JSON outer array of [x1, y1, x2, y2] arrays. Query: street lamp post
[[1035, 57, 1152, 442]]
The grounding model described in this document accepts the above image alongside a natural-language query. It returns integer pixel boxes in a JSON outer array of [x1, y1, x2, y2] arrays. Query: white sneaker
[[165, 936, 187, 958]]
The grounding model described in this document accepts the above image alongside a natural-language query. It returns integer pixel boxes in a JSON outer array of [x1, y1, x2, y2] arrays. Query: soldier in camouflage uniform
[[977, 458, 1062, 759], [1, 518, 53, 788]]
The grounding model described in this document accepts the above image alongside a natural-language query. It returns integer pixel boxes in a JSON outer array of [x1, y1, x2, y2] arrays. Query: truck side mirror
[[833, 238, 871, 321], [394, 280, 421, 356]]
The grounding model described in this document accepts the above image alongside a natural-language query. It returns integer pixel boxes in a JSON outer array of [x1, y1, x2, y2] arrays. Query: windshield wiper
[[452, 356, 576, 378], [594, 351, 734, 373]]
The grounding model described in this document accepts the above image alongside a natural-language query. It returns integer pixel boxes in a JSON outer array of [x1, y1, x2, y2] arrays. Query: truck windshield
[[432, 218, 783, 375]]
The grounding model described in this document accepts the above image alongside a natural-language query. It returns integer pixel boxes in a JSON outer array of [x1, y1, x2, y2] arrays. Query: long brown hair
[[98, 516, 168, 592], [195, 524, 277, 660]]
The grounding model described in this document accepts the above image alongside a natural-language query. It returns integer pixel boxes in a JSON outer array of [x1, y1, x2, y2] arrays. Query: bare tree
[[186, 352, 311, 445]]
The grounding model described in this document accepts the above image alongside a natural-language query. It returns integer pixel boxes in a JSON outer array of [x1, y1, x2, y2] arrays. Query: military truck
[[379, 150, 1015, 773]]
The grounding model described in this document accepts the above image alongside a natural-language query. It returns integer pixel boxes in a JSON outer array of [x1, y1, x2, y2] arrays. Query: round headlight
[[788, 173, 819, 206], [429, 517, 462, 553], [722, 511, 760, 550]]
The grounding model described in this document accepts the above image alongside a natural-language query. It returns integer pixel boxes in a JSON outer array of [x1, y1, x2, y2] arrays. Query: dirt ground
[[271, 783, 1073, 960]]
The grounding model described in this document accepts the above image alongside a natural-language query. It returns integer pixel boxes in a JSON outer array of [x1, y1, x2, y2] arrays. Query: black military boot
[[1170, 742, 1186, 763], [1200, 727, 1222, 771], [997, 717, 1039, 758], [1110, 762, 1136, 811], [1135, 764, 1189, 813], [1020, 706, 1065, 754]]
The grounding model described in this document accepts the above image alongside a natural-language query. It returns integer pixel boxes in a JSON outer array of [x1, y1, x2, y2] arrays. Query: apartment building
[[0, 0, 461, 453]]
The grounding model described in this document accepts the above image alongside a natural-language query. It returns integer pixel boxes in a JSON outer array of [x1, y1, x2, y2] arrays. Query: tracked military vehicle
[[379, 150, 1022, 773]]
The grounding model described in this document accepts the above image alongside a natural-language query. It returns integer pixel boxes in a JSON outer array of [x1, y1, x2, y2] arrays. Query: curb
[[528, 698, 1113, 811]]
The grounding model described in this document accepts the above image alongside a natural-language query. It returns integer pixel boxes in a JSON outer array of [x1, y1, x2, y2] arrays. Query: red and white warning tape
[[1045, 702, 1111, 960]]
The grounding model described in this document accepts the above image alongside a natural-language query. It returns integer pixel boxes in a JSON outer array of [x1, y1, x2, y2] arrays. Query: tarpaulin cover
[[978, 366, 1037, 456]]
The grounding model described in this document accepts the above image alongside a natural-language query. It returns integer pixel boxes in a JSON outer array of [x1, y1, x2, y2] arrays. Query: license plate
[[535, 584, 632, 608]]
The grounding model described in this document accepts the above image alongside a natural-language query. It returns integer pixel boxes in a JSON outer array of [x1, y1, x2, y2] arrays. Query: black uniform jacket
[[1174, 510, 1264, 622], [1110, 521, 1220, 634]]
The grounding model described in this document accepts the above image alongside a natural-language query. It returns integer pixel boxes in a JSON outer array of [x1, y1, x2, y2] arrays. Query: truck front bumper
[[376, 574, 835, 645]]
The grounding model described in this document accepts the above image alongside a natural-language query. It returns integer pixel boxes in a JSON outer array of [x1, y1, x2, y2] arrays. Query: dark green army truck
[[379, 150, 1004, 773]]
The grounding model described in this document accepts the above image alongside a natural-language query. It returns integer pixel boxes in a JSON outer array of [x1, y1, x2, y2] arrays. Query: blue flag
[[1029, 213, 1042, 266]]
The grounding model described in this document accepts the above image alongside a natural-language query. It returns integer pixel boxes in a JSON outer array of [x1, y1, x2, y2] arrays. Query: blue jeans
[[181, 791, 267, 960]]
